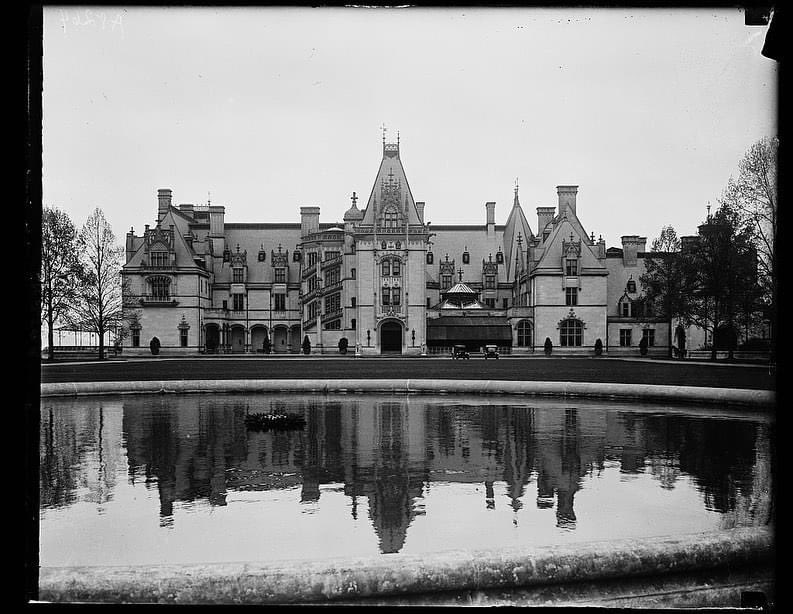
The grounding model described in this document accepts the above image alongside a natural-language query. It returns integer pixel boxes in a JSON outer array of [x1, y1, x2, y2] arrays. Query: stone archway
[[205, 323, 220, 353], [230, 325, 246, 353], [272, 326, 289, 353], [250, 326, 269, 353], [380, 320, 403, 354], [289, 326, 302, 354]]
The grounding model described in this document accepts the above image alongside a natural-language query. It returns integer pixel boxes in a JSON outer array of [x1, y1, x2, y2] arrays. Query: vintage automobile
[[484, 344, 500, 359], [452, 344, 470, 359]]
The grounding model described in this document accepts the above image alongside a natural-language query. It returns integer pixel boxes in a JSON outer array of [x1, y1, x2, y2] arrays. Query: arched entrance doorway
[[380, 320, 403, 354], [205, 324, 220, 353], [289, 326, 301, 354], [250, 326, 269, 353], [230, 325, 246, 353], [272, 326, 288, 353]]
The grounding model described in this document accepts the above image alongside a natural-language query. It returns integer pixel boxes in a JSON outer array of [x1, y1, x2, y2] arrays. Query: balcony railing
[[323, 280, 343, 294], [320, 254, 343, 270], [301, 263, 317, 279], [302, 315, 317, 330], [321, 308, 343, 323], [139, 296, 178, 306]]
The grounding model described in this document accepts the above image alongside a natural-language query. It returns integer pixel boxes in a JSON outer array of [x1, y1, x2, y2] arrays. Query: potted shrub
[[149, 336, 160, 356], [338, 337, 348, 354], [544, 337, 553, 356], [639, 335, 648, 356], [302, 335, 311, 355], [594, 338, 603, 356], [262, 336, 271, 354]]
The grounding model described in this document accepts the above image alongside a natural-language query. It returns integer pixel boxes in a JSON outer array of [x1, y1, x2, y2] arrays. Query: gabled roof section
[[533, 207, 604, 273], [123, 208, 199, 270], [360, 138, 422, 226], [503, 182, 534, 281]]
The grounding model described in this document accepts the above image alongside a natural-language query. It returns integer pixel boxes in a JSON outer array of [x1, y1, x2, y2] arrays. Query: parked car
[[484, 344, 499, 359], [452, 345, 470, 359]]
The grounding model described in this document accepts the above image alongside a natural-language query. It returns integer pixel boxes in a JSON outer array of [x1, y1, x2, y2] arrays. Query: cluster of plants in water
[[244, 412, 307, 431]]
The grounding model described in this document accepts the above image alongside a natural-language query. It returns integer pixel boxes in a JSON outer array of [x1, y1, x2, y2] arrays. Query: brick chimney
[[157, 189, 172, 222], [485, 201, 495, 237], [301, 206, 321, 237], [557, 186, 578, 216], [208, 205, 225, 237], [621, 235, 647, 266], [537, 207, 555, 235]]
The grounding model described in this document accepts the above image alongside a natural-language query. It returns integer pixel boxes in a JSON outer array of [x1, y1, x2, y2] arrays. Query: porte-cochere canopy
[[426, 316, 512, 348]]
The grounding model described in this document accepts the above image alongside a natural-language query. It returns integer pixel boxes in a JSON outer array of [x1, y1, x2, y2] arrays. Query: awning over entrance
[[427, 316, 512, 346]]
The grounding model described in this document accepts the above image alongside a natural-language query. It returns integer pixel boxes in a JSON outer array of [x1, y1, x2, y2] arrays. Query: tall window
[[642, 328, 655, 346], [565, 287, 578, 306], [383, 207, 398, 228], [351, 318, 356, 330], [441, 274, 452, 290], [308, 252, 318, 266], [150, 277, 170, 301], [620, 329, 632, 346], [132, 328, 140, 347], [180, 328, 188, 348], [621, 300, 632, 317], [462, 251, 470, 264], [351, 297, 356, 308], [325, 268, 340, 286], [496, 251, 504, 264], [560, 319, 583, 347], [485, 298, 495, 308], [232, 294, 244, 311], [517, 320, 532, 346], [325, 293, 341, 314], [233, 268, 243, 283], [382, 287, 400, 306], [150, 251, 169, 268], [351, 267, 356, 279], [275, 268, 286, 283], [565, 259, 578, 276], [308, 301, 319, 319], [382, 260, 391, 276], [485, 275, 496, 289], [274, 294, 286, 311], [427, 297, 432, 308], [391, 259, 401, 276]]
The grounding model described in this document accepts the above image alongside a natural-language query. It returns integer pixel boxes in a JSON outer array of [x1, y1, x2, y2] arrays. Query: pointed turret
[[503, 180, 534, 280], [359, 133, 423, 228]]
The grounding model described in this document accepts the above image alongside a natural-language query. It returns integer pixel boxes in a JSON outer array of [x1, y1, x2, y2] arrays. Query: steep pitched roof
[[532, 206, 604, 273], [502, 183, 534, 281], [360, 140, 422, 226]]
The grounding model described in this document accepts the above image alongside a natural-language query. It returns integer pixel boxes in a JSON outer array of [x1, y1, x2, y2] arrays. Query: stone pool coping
[[40, 378, 775, 408], [37, 527, 773, 604], [37, 379, 775, 604]]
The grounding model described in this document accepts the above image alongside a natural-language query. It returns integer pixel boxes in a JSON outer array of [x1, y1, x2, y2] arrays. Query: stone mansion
[[121, 138, 669, 356]]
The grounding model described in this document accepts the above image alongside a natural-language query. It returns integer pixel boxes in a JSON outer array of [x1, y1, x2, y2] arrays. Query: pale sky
[[42, 6, 777, 248]]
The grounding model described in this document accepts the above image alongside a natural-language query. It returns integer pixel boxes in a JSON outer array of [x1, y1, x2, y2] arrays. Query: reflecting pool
[[39, 394, 773, 567]]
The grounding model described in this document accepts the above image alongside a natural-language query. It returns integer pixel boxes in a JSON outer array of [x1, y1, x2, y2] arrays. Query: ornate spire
[[513, 178, 520, 207]]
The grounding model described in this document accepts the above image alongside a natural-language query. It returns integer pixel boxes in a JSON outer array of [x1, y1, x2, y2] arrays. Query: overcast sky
[[42, 6, 776, 248]]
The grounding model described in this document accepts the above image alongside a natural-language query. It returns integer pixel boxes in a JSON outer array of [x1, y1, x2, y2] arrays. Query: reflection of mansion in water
[[122, 136, 681, 356], [41, 396, 771, 556]]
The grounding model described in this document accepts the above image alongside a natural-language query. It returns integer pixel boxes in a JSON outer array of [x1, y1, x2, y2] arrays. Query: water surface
[[39, 394, 773, 567]]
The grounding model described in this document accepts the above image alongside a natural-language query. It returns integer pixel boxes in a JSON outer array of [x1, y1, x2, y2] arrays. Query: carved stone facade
[[121, 138, 670, 355]]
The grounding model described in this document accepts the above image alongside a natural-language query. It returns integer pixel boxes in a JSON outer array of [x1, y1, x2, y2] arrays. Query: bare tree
[[68, 208, 125, 360], [718, 136, 777, 339], [41, 207, 81, 361]]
